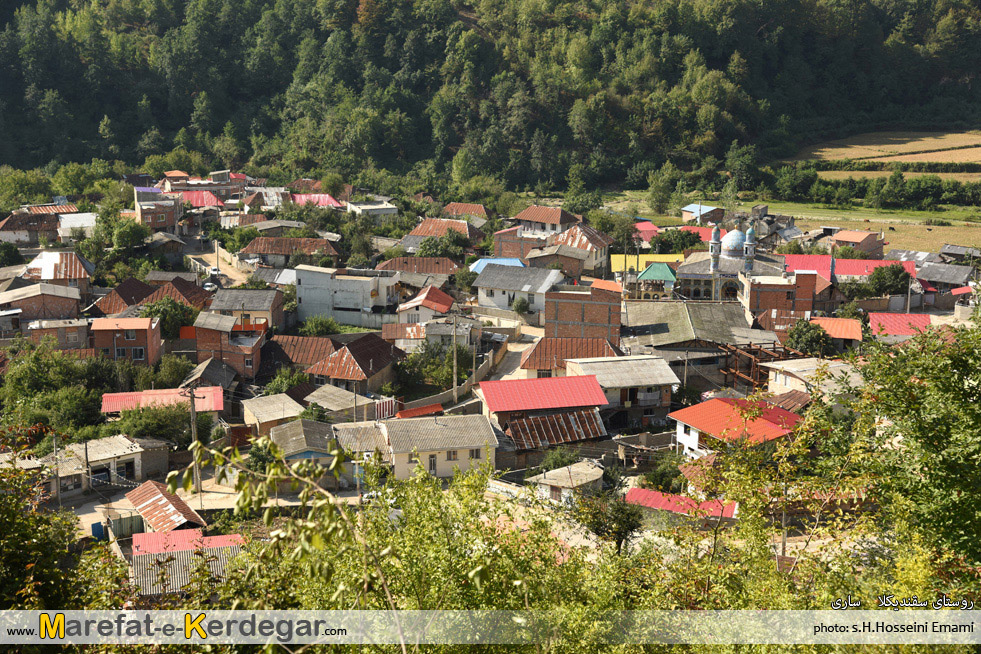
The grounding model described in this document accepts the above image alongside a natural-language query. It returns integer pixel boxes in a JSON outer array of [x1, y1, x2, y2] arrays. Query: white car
[[209, 266, 220, 276], [203, 282, 218, 292]]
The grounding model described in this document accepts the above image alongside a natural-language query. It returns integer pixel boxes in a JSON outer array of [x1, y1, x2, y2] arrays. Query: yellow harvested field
[[866, 146, 981, 163], [793, 131, 981, 161], [817, 170, 981, 182], [794, 219, 981, 252]]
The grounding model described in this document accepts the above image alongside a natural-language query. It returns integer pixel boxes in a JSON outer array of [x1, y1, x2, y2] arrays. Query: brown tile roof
[[381, 323, 426, 341], [125, 480, 207, 533], [678, 453, 719, 492], [514, 205, 578, 225], [375, 257, 460, 275], [287, 178, 322, 192], [519, 337, 623, 370], [304, 334, 404, 381], [548, 223, 615, 251], [768, 390, 812, 413], [443, 202, 488, 218], [262, 335, 341, 369], [138, 277, 213, 310], [94, 278, 154, 315], [240, 237, 339, 257], [0, 213, 58, 232], [506, 408, 607, 450], [407, 218, 483, 242]]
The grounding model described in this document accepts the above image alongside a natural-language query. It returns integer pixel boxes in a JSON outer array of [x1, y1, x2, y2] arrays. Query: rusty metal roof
[[381, 323, 426, 341], [94, 278, 154, 315], [240, 237, 339, 257], [263, 335, 340, 367], [21, 251, 95, 282], [442, 202, 488, 218], [26, 203, 78, 214], [0, 213, 59, 232], [547, 223, 614, 251], [305, 334, 404, 380], [125, 480, 207, 533], [505, 408, 607, 451], [376, 257, 460, 275], [519, 337, 622, 370], [138, 277, 213, 310]]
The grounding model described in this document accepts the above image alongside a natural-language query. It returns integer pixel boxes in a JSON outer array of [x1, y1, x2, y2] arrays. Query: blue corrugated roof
[[681, 204, 719, 217], [469, 258, 526, 274]]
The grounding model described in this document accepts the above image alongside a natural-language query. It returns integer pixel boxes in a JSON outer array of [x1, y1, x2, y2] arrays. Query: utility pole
[[84, 439, 89, 492], [183, 383, 204, 508], [452, 315, 458, 404], [683, 349, 689, 388], [53, 432, 61, 508], [906, 275, 912, 313]]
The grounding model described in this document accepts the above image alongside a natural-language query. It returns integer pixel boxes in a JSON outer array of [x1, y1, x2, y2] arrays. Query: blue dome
[[720, 229, 746, 255], [746, 225, 756, 240]]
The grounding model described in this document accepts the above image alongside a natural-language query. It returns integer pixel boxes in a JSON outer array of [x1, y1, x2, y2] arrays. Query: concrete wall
[[391, 447, 494, 480]]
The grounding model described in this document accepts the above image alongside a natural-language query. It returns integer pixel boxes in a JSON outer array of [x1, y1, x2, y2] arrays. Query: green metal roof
[[637, 262, 676, 282]]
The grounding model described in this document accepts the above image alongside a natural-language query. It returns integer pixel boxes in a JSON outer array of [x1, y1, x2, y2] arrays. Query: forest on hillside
[[1, 0, 980, 192]]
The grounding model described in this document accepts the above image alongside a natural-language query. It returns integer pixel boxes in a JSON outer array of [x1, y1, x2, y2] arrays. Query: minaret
[[709, 224, 721, 273], [744, 223, 756, 274]]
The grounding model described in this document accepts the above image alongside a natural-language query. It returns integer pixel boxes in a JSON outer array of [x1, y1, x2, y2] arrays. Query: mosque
[[673, 223, 785, 300]]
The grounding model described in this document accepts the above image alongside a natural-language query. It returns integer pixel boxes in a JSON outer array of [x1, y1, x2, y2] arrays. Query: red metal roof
[[395, 403, 443, 419], [179, 190, 224, 208], [138, 278, 213, 310], [634, 221, 659, 238], [21, 251, 94, 281], [951, 285, 974, 296], [398, 285, 454, 314], [408, 218, 483, 242], [304, 335, 404, 381], [132, 529, 245, 553], [477, 375, 608, 413], [625, 488, 736, 518], [506, 408, 606, 450], [240, 237, 339, 257], [810, 317, 863, 341], [101, 386, 224, 413], [869, 312, 932, 336], [376, 257, 460, 275], [519, 337, 622, 370], [91, 317, 155, 331], [443, 202, 488, 218], [291, 193, 344, 208], [264, 335, 340, 367], [679, 225, 728, 242], [667, 398, 801, 445], [124, 481, 207, 533], [590, 279, 622, 293], [784, 255, 915, 281], [513, 205, 578, 225]]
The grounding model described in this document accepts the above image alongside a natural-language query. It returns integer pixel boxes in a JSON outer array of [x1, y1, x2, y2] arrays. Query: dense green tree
[[785, 320, 835, 357], [140, 297, 199, 339], [299, 315, 343, 336], [265, 368, 310, 395], [0, 242, 24, 267]]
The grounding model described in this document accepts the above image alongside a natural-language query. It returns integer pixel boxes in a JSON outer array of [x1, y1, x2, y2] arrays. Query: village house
[[396, 285, 454, 323], [346, 198, 399, 219], [209, 288, 284, 330], [940, 243, 981, 264], [915, 262, 974, 294], [809, 317, 863, 352], [525, 243, 588, 277], [242, 394, 304, 436], [193, 313, 265, 379], [546, 223, 614, 276], [526, 460, 605, 503], [0, 211, 60, 244], [145, 232, 186, 264], [512, 205, 578, 237], [475, 375, 609, 426], [304, 384, 374, 420], [868, 312, 934, 343], [294, 265, 402, 326], [565, 354, 680, 425], [239, 237, 340, 268], [90, 317, 162, 366], [20, 251, 96, 300], [680, 204, 724, 223], [136, 277, 214, 311], [829, 230, 886, 258], [542, 283, 621, 346], [518, 337, 622, 379], [493, 226, 546, 261], [27, 318, 89, 348], [759, 357, 862, 401], [268, 419, 352, 489], [399, 217, 484, 253], [886, 248, 942, 268], [92, 278, 155, 316], [473, 264, 565, 313], [380, 322, 427, 353], [304, 333, 404, 394], [0, 283, 80, 327], [499, 409, 607, 470], [144, 271, 199, 287], [125, 479, 207, 533], [442, 202, 489, 221], [57, 212, 98, 243], [668, 398, 802, 459], [131, 195, 183, 233]]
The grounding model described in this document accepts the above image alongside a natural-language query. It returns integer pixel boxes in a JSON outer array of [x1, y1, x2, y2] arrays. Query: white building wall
[[391, 447, 495, 480], [296, 266, 400, 322]]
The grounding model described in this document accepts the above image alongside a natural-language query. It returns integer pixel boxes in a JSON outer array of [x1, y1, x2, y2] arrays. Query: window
[[241, 314, 251, 322], [68, 279, 78, 287], [157, 215, 164, 222], [115, 347, 127, 359], [469, 449, 480, 460], [124, 330, 136, 341], [132, 347, 145, 360], [550, 485, 562, 502], [408, 453, 418, 463], [786, 291, 793, 300], [101, 348, 110, 357], [486, 289, 494, 297], [537, 369, 552, 378], [66, 332, 78, 343], [245, 358, 253, 369], [446, 450, 458, 461]]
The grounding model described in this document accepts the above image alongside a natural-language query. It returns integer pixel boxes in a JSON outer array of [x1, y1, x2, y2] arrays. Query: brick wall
[[543, 286, 621, 345], [5, 294, 79, 325], [195, 326, 262, 379], [91, 322, 162, 365], [526, 254, 584, 278], [493, 231, 543, 261]]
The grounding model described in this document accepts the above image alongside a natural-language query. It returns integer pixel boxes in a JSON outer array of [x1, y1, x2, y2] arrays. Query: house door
[[428, 455, 437, 474], [120, 460, 135, 480]]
